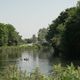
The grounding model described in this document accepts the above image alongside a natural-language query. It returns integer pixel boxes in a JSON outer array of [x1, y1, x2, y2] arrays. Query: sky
[[0, 0, 78, 38]]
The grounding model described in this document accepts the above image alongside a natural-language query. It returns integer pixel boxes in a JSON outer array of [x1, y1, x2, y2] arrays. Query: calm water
[[17, 51, 52, 74], [0, 48, 80, 75], [0, 49, 56, 75]]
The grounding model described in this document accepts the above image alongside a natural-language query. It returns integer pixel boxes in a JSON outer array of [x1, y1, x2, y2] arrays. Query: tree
[[77, 0, 80, 7], [38, 28, 48, 43], [61, 6, 80, 59], [32, 34, 37, 43], [46, 7, 77, 57], [46, 9, 69, 56], [0, 23, 22, 46], [0, 23, 8, 46], [6, 24, 22, 45]]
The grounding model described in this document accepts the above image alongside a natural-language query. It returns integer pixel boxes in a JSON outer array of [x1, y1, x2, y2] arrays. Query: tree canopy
[[0, 23, 22, 46], [46, 1, 80, 59]]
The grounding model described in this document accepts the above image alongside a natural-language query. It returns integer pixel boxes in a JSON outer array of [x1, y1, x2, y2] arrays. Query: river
[[0, 48, 80, 75], [17, 51, 52, 74], [0, 48, 56, 75]]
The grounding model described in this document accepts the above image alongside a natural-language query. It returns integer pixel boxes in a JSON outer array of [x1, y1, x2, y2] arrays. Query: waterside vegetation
[[1, 64, 80, 80], [0, 1, 80, 80]]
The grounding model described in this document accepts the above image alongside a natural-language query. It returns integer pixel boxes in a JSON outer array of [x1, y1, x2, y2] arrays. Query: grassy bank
[[0, 43, 52, 54], [0, 44, 40, 53], [0, 64, 80, 80]]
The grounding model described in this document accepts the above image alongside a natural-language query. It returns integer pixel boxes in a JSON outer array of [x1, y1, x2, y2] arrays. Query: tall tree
[[32, 34, 37, 43], [0, 23, 22, 46], [61, 6, 80, 59], [46, 7, 77, 57], [38, 28, 48, 42], [0, 23, 8, 46]]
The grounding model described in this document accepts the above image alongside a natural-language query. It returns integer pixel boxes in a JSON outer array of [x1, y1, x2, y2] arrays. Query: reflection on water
[[17, 51, 52, 74], [0, 48, 80, 75], [0, 47, 22, 71], [0, 48, 80, 74], [0, 48, 53, 75]]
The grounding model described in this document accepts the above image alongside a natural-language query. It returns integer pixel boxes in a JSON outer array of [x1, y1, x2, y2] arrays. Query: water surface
[[17, 51, 53, 74], [0, 49, 54, 75]]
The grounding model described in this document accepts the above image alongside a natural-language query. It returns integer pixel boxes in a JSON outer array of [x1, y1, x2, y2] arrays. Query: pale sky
[[0, 0, 78, 38]]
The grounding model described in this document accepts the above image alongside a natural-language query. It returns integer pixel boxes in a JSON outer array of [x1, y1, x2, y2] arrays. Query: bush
[[51, 64, 80, 80], [1, 64, 80, 80]]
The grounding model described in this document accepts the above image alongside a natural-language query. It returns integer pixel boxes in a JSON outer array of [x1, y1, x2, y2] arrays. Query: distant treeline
[[29, 1, 80, 59], [1, 1, 80, 60], [0, 23, 22, 46]]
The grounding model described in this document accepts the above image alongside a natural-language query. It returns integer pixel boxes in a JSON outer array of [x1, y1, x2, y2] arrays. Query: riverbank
[[0, 45, 80, 80], [0, 44, 40, 52], [0, 64, 80, 80]]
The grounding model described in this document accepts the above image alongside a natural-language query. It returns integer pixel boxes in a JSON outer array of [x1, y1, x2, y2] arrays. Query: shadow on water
[[0, 47, 53, 75], [60, 58, 80, 67], [0, 46, 80, 75], [49, 54, 80, 68], [0, 47, 24, 71]]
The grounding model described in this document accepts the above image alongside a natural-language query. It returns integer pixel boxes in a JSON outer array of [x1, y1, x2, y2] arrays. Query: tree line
[[24, 0, 80, 60], [45, 1, 80, 59], [0, 23, 22, 46], [30, 1, 80, 59], [1, 1, 80, 60]]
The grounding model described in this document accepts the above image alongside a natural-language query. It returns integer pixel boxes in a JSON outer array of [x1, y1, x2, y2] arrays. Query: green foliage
[[46, 8, 69, 56], [23, 35, 37, 44], [61, 6, 80, 58], [46, 2, 80, 58], [1, 64, 80, 80], [50, 64, 80, 80], [0, 23, 8, 46], [32, 34, 37, 43], [38, 28, 48, 43], [24, 38, 33, 43], [0, 23, 22, 46], [0, 65, 48, 80], [77, 0, 80, 7]]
